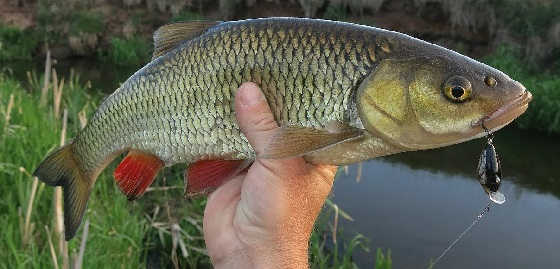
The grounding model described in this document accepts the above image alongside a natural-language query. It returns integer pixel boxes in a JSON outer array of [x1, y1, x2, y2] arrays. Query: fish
[[33, 17, 532, 239], [477, 136, 506, 204]]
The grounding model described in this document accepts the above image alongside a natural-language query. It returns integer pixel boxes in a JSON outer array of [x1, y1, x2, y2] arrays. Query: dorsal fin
[[152, 21, 221, 60]]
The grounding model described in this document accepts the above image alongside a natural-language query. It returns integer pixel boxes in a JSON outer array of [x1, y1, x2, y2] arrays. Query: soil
[[0, 0, 35, 29]]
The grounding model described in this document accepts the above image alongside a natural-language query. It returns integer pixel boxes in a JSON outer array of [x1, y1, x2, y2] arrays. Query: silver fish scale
[[73, 18, 383, 174]]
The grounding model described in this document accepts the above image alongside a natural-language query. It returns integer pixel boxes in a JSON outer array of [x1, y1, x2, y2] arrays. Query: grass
[[0, 69, 148, 268], [483, 45, 560, 134], [0, 64, 381, 267]]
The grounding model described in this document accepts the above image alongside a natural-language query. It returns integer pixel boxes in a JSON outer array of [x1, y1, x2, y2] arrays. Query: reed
[[73, 219, 90, 269], [53, 109, 69, 269], [0, 67, 147, 267], [40, 49, 52, 107], [52, 69, 66, 120], [309, 200, 372, 268], [331, 203, 339, 245], [3, 93, 14, 129], [375, 248, 392, 269], [45, 225, 60, 269], [22, 174, 39, 246], [355, 162, 362, 183]]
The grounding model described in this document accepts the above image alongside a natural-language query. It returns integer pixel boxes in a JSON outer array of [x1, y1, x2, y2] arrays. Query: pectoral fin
[[261, 124, 364, 159]]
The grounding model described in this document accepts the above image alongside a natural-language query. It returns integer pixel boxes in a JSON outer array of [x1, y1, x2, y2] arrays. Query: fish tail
[[33, 143, 92, 240]]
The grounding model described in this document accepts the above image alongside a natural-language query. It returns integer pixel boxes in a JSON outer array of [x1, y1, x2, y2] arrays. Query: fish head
[[357, 47, 532, 151]]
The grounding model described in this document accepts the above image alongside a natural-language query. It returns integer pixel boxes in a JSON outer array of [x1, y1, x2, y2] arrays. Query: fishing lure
[[477, 126, 506, 204], [430, 126, 506, 268]]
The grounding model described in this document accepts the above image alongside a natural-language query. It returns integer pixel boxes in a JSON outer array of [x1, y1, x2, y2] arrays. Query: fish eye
[[451, 86, 465, 98], [443, 75, 472, 103], [485, 76, 497, 87]]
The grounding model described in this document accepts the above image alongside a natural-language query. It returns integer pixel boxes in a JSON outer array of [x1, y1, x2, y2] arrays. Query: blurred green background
[[1, 0, 558, 268]]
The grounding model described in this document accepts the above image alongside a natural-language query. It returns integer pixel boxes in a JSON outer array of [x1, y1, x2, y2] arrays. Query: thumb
[[234, 82, 278, 155]]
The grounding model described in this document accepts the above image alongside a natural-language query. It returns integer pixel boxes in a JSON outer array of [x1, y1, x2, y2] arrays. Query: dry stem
[[52, 69, 65, 119], [22, 176, 39, 246], [4, 93, 14, 122], [78, 110, 87, 129], [356, 162, 362, 183], [60, 109, 68, 146], [332, 203, 339, 245], [45, 225, 60, 269], [73, 219, 90, 269], [40, 49, 52, 107], [54, 109, 69, 269]]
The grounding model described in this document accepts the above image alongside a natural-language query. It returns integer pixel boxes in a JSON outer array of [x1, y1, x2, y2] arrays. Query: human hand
[[203, 82, 338, 268]]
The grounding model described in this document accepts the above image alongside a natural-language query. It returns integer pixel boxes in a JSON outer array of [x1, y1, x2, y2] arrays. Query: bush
[[70, 11, 104, 36], [323, 5, 348, 21], [0, 25, 39, 61], [484, 45, 560, 134], [494, 0, 560, 39], [170, 10, 204, 23], [101, 37, 151, 66]]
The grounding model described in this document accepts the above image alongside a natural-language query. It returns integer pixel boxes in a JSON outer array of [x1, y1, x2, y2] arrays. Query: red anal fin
[[114, 150, 163, 200], [185, 159, 250, 196]]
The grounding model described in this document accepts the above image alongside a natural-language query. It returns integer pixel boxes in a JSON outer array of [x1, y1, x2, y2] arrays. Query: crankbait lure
[[477, 125, 506, 204]]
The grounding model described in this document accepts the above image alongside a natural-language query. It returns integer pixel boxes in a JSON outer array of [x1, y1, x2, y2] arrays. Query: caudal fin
[[33, 143, 92, 240]]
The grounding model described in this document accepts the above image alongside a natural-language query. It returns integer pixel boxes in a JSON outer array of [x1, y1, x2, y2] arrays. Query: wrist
[[253, 243, 309, 269], [212, 240, 309, 269]]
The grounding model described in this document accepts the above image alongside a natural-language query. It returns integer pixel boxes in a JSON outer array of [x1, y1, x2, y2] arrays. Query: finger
[[203, 175, 244, 244], [234, 82, 278, 155]]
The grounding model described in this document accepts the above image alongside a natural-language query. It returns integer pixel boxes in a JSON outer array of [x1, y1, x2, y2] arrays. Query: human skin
[[203, 82, 338, 268]]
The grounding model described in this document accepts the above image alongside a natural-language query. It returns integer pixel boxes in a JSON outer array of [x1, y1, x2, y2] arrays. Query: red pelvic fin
[[114, 150, 164, 200], [185, 159, 250, 196]]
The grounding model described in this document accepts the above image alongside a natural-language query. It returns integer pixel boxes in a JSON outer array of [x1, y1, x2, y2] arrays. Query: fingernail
[[239, 83, 265, 107]]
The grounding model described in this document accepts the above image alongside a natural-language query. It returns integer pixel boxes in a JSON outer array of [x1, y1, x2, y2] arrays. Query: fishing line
[[428, 202, 492, 268]]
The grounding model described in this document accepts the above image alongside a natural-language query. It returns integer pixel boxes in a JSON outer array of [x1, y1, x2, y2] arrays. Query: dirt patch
[[0, 0, 35, 29]]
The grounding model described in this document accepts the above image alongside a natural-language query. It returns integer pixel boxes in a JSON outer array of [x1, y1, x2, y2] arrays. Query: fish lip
[[475, 90, 532, 131]]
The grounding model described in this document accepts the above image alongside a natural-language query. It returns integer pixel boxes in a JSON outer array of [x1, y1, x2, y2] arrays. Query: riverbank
[[1, 0, 558, 64]]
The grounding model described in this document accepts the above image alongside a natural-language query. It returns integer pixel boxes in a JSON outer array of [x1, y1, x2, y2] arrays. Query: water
[[332, 126, 560, 268], [430, 202, 491, 268]]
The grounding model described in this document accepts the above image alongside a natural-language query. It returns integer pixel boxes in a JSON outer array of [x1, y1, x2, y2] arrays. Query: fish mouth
[[476, 90, 532, 131]]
